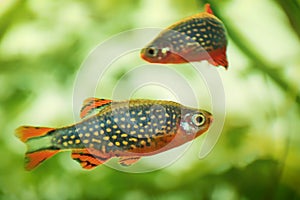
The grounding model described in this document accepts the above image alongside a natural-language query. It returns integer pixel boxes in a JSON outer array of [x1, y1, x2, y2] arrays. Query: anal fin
[[119, 156, 141, 166], [209, 47, 228, 69], [71, 149, 110, 170]]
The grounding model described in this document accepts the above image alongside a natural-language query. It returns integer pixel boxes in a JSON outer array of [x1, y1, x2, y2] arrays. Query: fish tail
[[15, 126, 54, 142], [15, 126, 59, 170]]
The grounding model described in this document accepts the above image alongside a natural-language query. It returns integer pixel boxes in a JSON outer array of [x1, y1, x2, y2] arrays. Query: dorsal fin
[[80, 97, 112, 119], [204, 3, 214, 15]]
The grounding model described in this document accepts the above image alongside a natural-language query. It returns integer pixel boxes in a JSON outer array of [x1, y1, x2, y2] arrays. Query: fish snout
[[203, 111, 213, 126], [207, 113, 213, 125]]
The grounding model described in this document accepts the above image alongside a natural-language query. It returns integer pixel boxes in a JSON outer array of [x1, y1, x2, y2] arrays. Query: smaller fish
[[141, 4, 228, 69], [15, 98, 213, 170]]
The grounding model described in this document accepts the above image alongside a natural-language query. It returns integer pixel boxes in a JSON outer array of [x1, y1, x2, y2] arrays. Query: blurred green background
[[1, 0, 300, 199]]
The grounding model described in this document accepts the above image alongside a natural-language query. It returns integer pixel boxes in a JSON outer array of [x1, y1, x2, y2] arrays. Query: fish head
[[177, 108, 213, 141], [140, 38, 177, 63], [140, 29, 204, 64], [140, 27, 198, 64]]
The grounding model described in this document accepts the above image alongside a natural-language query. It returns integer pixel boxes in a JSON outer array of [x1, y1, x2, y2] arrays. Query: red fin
[[25, 150, 59, 171], [80, 98, 112, 119], [15, 126, 57, 170], [119, 156, 141, 166], [71, 149, 110, 169], [209, 47, 228, 69], [204, 3, 214, 15], [15, 126, 55, 142]]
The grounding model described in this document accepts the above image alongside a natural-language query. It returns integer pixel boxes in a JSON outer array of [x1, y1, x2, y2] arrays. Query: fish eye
[[146, 47, 158, 57], [192, 113, 205, 127]]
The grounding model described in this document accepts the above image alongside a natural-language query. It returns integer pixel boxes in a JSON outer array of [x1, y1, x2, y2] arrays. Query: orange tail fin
[[15, 126, 55, 142], [15, 126, 59, 170], [25, 150, 59, 170]]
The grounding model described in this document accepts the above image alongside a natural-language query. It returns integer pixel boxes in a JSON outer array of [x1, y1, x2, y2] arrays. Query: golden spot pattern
[[52, 101, 181, 153], [162, 17, 226, 53]]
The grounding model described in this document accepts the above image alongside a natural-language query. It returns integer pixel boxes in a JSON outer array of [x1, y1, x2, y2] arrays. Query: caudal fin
[[15, 126, 59, 170], [15, 126, 54, 142]]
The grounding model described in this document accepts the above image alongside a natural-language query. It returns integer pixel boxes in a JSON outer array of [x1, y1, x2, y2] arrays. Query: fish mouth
[[208, 115, 213, 125], [140, 48, 149, 61], [140, 48, 146, 55], [205, 111, 213, 125]]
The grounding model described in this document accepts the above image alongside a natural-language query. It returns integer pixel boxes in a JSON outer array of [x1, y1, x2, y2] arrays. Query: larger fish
[[141, 4, 228, 69], [15, 98, 213, 170]]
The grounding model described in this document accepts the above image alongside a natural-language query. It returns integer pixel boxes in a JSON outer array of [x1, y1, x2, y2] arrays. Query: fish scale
[[15, 98, 213, 170], [165, 17, 226, 52], [54, 102, 180, 152]]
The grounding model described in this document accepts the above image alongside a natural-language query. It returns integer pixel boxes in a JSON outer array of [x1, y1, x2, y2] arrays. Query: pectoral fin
[[118, 156, 141, 166]]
